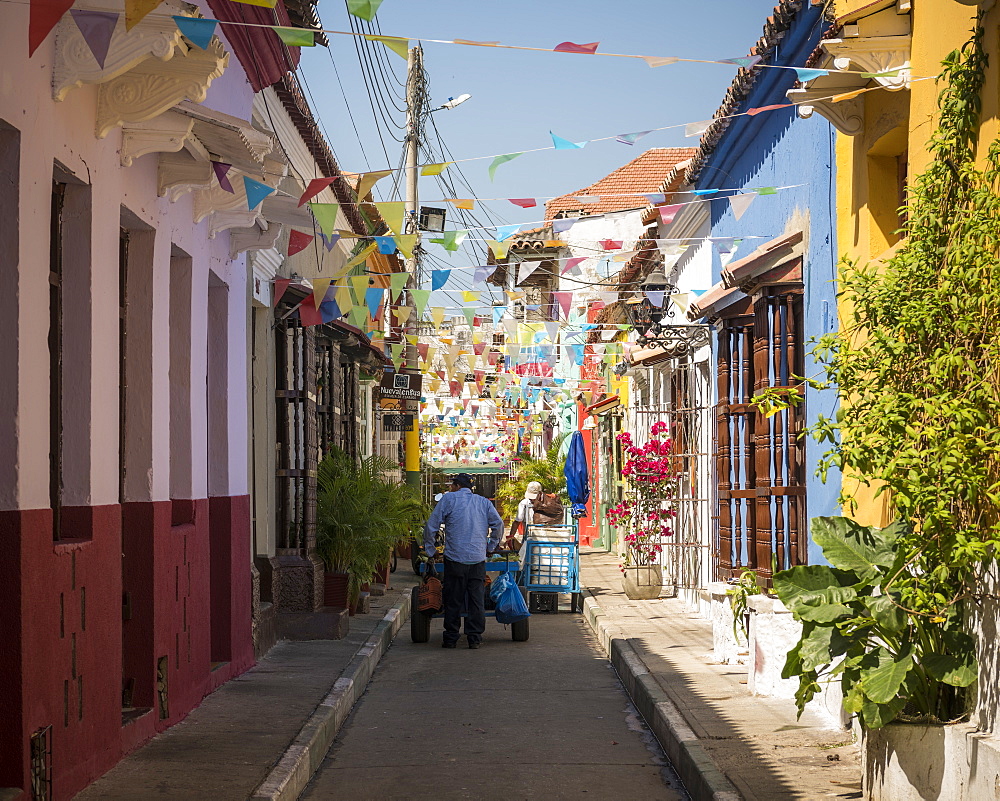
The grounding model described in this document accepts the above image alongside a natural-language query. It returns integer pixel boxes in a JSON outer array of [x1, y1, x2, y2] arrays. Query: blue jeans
[[442, 558, 486, 645]]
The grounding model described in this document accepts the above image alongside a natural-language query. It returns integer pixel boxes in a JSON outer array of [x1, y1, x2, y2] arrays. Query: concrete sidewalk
[[77, 572, 417, 801], [578, 548, 862, 801]]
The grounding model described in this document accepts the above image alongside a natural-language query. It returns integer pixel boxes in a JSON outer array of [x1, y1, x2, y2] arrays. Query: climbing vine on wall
[[772, 19, 1000, 726]]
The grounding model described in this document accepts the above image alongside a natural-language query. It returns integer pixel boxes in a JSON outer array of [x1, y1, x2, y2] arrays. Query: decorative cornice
[[52, 0, 199, 102], [157, 142, 215, 200], [785, 33, 909, 137], [230, 222, 281, 258], [96, 39, 229, 138], [120, 111, 195, 166], [173, 100, 274, 174]]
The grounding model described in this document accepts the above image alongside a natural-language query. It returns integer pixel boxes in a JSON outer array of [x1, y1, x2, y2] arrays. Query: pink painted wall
[[0, 0, 256, 794]]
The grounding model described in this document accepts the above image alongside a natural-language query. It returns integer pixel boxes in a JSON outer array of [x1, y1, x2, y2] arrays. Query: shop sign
[[378, 371, 422, 400], [383, 413, 415, 432]]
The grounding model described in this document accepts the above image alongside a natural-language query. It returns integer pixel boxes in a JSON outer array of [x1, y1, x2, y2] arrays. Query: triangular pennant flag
[[659, 204, 683, 225], [364, 34, 408, 59], [746, 103, 789, 117], [320, 299, 342, 324], [365, 287, 384, 319], [600, 239, 623, 251], [346, 0, 383, 21], [420, 162, 453, 176], [429, 230, 467, 252], [517, 261, 541, 284], [545, 321, 559, 342], [691, 189, 719, 195], [642, 56, 679, 68], [431, 270, 451, 290], [616, 130, 653, 146], [353, 169, 392, 200], [287, 230, 314, 257], [374, 201, 406, 234], [320, 233, 341, 252], [344, 242, 377, 271], [495, 224, 521, 242], [508, 198, 536, 208], [794, 67, 829, 82], [553, 292, 573, 319], [244, 177, 274, 211], [643, 193, 666, 204], [312, 278, 333, 309], [832, 88, 867, 103], [431, 307, 446, 327], [552, 218, 576, 233], [550, 131, 587, 149], [393, 304, 412, 324], [561, 256, 585, 275], [124, 0, 161, 30], [645, 290, 665, 308], [720, 55, 762, 69], [487, 240, 509, 260], [273, 278, 292, 306], [446, 198, 475, 210], [212, 161, 234, 193], [492, 306, 506, 325], [685, 120, 711, 138], [553, 41, 599, 54], [389, 272, 408, 302], [462, 308, 476, 329], [729, 193, 756, 220], [461, 291, 478, 302], [373, 236, 397, 254], [489, 153, 522, 181], [173, 15, 217, 51], [335, 286, 353, 313], [860, 69, 901, 79], [348, 275, 370, 302], [417, 343, 430, 362], [308, 202, 340, 236], [394, 234, 417, 260], [411, 289, 431, 317], [298, 177, 336, 207], [347, 304, 367, 328], [274, 26, 314, 47], [29, 0, 75, 55], [70, 9, 119, 68], [299, 300, 323, 327]]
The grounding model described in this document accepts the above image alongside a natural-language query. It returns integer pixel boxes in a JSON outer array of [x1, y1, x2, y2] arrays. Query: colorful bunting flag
[[553, 41, 599, 54], [298, 300, 323, 327], [616, 130, 652, 146], [344, 243, 377, 271], [173, 15, 217, 50], [311, 278, 332, 309], [29, 0, 75, 55], [508, 198, 536, 208], [643, 193, 666, 204], [446, 198, 475, 210], [487, 240, 509, 260], [287, 230, 314, 257], [642, 55, 679, 68], [411, 289, 430, 317], [373, 236, 397, 254], [599, 239, 622, 251], [659, 204, 682, 225], [685, 120, 711, 138], [832, 88, 867, 103], [273, 278, 292, 306], [550, 131, 587, 150], [721, 55, 762, 69], [495, 224, 521, 242], [365, 34, 408, 59], [561, 257, 585, 275], [230, 0, 277, 7], [298, 177, 336, 207], [729, 193, 756, 220], [70, 9, 119, 68], [489, 153, 522, 181], [320, 232, 341, 251], [373, 201, 405, 234], [389, 272, 408, 302], [346, 0, 383, 21], [747, 103, 789, 116], [553, 292, 574, 319], [274, 26, 314, 47], [394, 234, 417, 260], [429, 230, 467, 252], [125, 0, 162, 29], [244, 177, 274, 211], [365, 287, 384, 319], [309, 202, 340, 236], [212, 161, 233, 193], [353, 169, 392, 200], [793, 67, 829, 82], [420, 162, 453, 176], [431, 270, 451, 290], [431, 307, 446, 326]]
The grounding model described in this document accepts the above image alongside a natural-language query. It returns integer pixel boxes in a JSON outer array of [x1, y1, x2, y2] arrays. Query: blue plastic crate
[[523, 540, 578, 592]]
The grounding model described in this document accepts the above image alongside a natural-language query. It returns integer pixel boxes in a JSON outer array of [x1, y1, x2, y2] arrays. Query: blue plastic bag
[[491, 572, 530, 624]]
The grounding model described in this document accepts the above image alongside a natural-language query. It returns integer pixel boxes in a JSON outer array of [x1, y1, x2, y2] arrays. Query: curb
[[250, 591, 411, 801], [581, 589, 742, 801]]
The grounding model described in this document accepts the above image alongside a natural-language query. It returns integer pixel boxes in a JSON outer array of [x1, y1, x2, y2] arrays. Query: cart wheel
[[410, 586, 431, 643], [511, 588, 529, 642], [571, 592, 582, 613]]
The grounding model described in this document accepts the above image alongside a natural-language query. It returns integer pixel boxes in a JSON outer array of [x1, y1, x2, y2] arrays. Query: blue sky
[[298, 0, 784, 301]]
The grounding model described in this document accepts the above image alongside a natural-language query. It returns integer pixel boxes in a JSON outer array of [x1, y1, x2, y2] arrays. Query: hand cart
[[410, 553, 530, 643], [519, 521, 582, 613]]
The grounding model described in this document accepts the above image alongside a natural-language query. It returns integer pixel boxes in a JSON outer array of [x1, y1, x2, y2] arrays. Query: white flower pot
[[622, 565, 663, 600]]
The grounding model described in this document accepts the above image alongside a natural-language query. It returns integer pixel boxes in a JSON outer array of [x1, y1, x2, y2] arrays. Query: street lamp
[[431, 93, 472, 112], [623, 267, 709, 357]]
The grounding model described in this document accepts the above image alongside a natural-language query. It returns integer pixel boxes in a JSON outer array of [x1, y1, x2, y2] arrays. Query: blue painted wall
[[695, 3, 839, 565]]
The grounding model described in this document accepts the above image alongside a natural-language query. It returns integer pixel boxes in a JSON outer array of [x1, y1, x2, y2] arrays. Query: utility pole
[[402, 44, 423, 491]]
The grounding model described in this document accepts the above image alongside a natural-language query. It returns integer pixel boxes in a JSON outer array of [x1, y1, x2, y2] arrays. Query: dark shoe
[[468, 641, 482, 650], [442, 641, 457, 648]]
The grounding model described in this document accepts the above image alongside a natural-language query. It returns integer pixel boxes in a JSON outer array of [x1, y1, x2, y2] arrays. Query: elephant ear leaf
[[773, 564, 859, 614], [860, 647, 913, 704], [810, 516, 896, 579]]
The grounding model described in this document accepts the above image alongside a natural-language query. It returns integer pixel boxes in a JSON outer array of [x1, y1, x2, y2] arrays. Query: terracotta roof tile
[[545, 148, 697, 221]]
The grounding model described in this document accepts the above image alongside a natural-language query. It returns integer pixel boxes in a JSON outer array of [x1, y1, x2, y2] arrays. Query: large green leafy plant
[[770, 21, 1000, 726], [495, 433, 569, 520], [775, 517, 975, 727], [316, 448, 428, 603]]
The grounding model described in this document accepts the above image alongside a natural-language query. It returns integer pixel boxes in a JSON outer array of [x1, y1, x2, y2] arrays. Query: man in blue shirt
[[423, 473, 504, 649]]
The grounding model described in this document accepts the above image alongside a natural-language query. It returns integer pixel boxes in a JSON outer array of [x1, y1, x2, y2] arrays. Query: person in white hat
[[506, 481, 543, 548]]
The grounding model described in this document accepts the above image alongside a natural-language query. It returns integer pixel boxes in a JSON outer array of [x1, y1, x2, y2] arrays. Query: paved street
[[302, 605, 688, 801]]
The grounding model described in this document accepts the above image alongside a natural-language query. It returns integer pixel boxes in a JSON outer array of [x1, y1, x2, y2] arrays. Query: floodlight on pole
[[432, 93, 472, 112]]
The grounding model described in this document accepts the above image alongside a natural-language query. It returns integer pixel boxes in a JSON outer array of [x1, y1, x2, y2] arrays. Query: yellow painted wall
[[834, 0, 996, 525]]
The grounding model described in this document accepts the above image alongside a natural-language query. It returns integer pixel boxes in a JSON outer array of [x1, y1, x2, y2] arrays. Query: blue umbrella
[[564, 430, 590, 518]]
